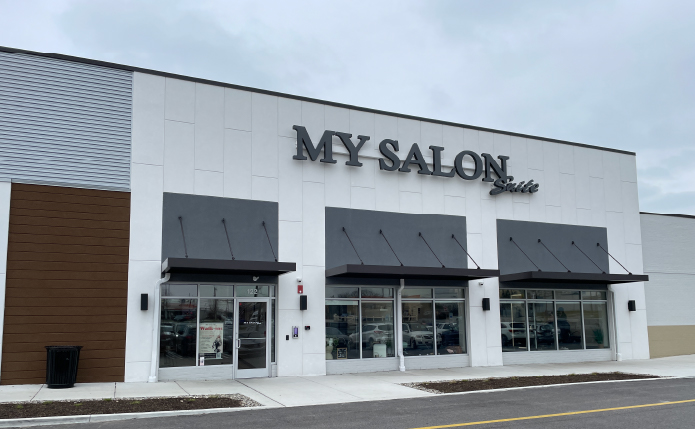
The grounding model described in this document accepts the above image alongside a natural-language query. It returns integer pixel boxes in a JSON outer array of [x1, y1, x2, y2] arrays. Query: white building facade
[[0, 47, 651, 385]]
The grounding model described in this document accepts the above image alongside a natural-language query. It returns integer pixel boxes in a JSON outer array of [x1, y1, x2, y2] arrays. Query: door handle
[[236, 339, 241, 349]]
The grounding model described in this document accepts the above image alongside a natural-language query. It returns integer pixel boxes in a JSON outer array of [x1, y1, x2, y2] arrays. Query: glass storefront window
[[436, 288, 466, 299], [500, 289, 526, 299], [500, 289, 609, 352], [402, 288, 433, 299], [325, 286, 465, 361], [583, 302, 610, 349], [200, 285, 234, 297], [361, 302, 395, 358], [162, 284, 197, 297], [402, 301, 435, 356], [556, 302, 583, 350], [555, 290, 581, 300], [326, 287, 359, 298], [160, 298, 197, 368], [158, 283, 275, 369], [199, 299, 234, 365], [582, 291, 607, 300], [361, 288, 394, 298], [435, 302, 465, 354], [527, 290, 553, 300], [500, 302, 527, 352], [325, 300, 359, 360], [236, 285, 270, 297], [528, 302, 555, 351]]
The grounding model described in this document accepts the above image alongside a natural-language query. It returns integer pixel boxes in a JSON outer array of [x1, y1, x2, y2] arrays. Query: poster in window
[[199, 323, 224, 359], [336, 347, 347, 359]]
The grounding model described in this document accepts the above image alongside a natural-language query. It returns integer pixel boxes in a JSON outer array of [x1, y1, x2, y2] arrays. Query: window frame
[[402, 287, 467, 356], [499, 288, 609, 353], [159, 282, 277, 369], [325, 285, 395, 360]]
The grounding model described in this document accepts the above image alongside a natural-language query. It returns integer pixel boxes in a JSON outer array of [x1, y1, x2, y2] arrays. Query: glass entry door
[[235, 300, 269, 378]]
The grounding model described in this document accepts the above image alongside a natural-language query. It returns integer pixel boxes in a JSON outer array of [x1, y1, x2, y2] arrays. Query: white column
[[0, 180, 11, 379]]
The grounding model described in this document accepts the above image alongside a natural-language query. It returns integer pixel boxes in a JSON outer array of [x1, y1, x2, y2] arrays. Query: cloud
[[1, 0, 693, 214]]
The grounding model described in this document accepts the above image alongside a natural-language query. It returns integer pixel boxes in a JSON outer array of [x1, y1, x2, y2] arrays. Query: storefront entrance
[[159, 284, 275, 380], [235, 299, 269, 378]]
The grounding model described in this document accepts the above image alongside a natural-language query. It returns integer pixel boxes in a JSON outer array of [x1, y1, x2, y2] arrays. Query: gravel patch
[[0, 394, 262, 419], [402, 372, 659, 394]]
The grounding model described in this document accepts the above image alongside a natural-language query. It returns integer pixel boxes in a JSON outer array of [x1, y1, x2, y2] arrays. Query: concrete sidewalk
[[1, 355, 693, 408]]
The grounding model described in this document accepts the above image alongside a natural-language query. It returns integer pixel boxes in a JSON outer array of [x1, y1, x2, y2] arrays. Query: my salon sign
[[292, 126, 539, 196]]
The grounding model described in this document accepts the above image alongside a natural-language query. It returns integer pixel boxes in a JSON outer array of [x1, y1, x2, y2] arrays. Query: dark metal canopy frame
[[325, 264, 499, 281], [162, 258, 296, 276]]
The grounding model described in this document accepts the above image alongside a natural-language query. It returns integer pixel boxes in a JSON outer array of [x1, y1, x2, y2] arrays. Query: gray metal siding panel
[[0, 52, 132, 191]]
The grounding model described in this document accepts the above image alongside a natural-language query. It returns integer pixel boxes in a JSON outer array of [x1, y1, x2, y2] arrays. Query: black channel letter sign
[[292, 125, 539, 196]]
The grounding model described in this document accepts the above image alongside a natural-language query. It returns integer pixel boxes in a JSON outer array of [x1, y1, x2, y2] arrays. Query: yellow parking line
[[411, 398, 695, 428]]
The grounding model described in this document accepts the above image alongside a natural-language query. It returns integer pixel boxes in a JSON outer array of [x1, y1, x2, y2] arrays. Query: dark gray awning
[[325, 264, 499, 281], [162, 258, 296, 276], [498, 271, 648, 284]]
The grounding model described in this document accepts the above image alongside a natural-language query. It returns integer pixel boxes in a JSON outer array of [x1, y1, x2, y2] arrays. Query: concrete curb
[[0, 376, 691, 427], [431, 376, 687, 397], [0, 405, 276, 428]]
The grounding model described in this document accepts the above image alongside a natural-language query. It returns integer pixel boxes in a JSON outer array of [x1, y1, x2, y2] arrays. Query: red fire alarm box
[[297, 285, 303, 294]]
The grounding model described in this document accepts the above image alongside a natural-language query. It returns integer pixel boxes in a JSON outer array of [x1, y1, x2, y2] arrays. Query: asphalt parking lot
[[40, 377, 695, 429]]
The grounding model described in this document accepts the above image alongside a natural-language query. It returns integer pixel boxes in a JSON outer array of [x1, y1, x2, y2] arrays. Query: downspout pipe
[[148, 273, 170, 383], [607, 284, 620, 361], [397, 279, 405, 372]]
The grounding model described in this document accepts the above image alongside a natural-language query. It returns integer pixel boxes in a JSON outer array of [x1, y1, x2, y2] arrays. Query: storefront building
[[0, 46, 652, 384]]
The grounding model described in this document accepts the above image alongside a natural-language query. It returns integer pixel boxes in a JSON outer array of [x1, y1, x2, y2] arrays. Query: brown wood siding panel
[[1, 184, 130, 385]]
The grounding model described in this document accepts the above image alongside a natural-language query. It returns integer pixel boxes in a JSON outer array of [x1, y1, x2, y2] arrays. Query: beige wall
[[648, 326, 695, 358]]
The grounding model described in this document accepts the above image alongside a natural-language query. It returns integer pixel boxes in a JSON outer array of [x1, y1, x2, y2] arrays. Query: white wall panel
[[542, 141, 561, 207], [325, 105, 349, 133], [350, 157, 375, 189], [590, 177, 607, 227], [163, 120, 194, 194], [224, 88, 252, 132], [442, 125, 464, 167], [194, 83, 224, 172], [194, 169, 223, 197], [560, 173, 577, 224], [252, 94, 279, 178], [422, 176, 445, 214], [374, 164, 400, 212], [251, 175, 279, 202], [509, 136, 528, 203], [558, 144, 575, 174], [131, 73, 165, 168], [528, 170, 546, 222], [493, 133, 511, 158], [589, 149, 604, 178], [302, 181, 325, 267], [399, 191, 423, 214], [223, 129, 252, 199], [603, 151, 623, 213], [444, 195, 465, 216], [278, 97, 301, 138], [324, 155, 351, 209], [351, 186, 376, 211], [165, 78, 195, 123], [349, 109, 375, 153], [526, 138, 544, 171], [278, 136, 303, 222], [513, 202, 530, 221]]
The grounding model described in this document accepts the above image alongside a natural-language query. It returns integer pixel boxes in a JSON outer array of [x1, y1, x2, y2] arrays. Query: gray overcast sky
[[1, 0, 693, 214]]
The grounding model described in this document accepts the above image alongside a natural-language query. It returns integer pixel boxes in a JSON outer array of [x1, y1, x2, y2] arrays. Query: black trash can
[[45, 346, 82, 389]]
